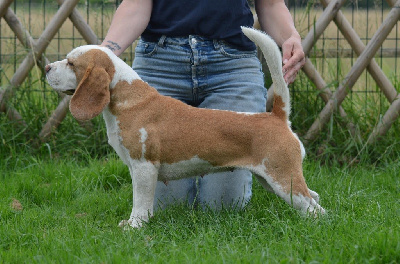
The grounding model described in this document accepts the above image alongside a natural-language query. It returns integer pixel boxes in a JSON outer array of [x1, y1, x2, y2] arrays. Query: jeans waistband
[[143, 35, 223, 50]]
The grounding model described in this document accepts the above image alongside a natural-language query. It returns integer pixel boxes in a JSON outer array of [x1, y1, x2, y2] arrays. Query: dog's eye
[[67, 61, 74, 66]]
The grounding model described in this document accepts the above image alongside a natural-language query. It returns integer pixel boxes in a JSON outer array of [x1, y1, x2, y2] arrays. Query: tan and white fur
[[45, 27, 325, 228]]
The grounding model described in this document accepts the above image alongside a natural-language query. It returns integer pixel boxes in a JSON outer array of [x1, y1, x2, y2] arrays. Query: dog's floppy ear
[[69, 62, 111, 121]]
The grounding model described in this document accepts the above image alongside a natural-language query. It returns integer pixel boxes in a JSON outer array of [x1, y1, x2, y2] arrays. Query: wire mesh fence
[[289, 2, 398, 111]]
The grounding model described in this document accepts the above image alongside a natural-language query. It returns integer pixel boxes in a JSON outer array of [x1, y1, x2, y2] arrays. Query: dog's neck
[[108, 79, 159, 116]]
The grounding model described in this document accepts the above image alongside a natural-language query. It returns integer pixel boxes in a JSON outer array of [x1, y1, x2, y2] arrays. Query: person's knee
[[198, 169, 252, 210], [153, 178, 196, 211]]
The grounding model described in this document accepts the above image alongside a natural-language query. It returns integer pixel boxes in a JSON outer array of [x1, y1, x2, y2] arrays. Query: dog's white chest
[[102, 108, 132, 165]]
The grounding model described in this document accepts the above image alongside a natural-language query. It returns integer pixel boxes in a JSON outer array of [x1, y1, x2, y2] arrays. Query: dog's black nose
[[45, 65, 51, 73]]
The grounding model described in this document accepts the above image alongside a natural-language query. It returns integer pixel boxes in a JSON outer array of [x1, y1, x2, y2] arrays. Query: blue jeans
[[132, 35, 267, 210]]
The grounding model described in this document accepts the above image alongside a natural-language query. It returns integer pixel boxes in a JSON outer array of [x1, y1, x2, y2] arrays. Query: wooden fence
[[0, 0, 399, 146]]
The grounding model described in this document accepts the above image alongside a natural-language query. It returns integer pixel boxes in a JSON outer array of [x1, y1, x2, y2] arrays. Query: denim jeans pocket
[[135, 40, 158, 57], [218, 42, 257, 59]]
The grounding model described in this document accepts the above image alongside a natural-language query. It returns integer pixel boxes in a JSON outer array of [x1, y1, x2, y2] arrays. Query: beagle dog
[[46, 27, 325, 228]]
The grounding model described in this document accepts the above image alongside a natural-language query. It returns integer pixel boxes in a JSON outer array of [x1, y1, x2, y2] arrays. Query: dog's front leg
[[119, 160, 158, 229]]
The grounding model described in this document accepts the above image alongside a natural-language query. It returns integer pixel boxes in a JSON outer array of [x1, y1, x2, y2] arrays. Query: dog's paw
[[306, 199, 326, 218], [308, 189, 320, 203], [118, 219, 142, 230]]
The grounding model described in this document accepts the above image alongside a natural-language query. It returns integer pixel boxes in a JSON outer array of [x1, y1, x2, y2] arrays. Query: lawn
[[1, 156, 399, 263]]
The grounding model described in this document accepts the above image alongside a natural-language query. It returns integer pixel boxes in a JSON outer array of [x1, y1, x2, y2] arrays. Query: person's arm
[[255, 0, 305, 84], [100, 0, 152, 56]]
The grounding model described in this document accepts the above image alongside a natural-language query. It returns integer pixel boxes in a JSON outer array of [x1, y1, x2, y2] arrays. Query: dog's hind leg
[[254, 165, 325, 216], [119, 160, 158, 229]]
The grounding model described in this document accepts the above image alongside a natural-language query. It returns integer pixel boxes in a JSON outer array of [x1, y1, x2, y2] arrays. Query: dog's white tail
[[241, 27, 290, 121]]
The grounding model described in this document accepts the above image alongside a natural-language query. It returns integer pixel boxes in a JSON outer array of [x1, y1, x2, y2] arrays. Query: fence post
[[0, 0, 13, 17], [319, 0, 398, 103], [39, 0, 101, 141], [0, 0, 80, 112], [303, 0, 400, 143]]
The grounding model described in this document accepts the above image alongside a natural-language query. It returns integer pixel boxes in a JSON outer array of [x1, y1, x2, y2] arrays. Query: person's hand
[[281, 34, 305, 84]]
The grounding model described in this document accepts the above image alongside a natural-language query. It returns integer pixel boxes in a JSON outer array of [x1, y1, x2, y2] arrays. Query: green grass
[[1, 157, 399, 263]]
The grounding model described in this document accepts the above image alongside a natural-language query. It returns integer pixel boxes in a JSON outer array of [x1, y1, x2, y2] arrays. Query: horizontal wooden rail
[[309, 48, 400, 58]]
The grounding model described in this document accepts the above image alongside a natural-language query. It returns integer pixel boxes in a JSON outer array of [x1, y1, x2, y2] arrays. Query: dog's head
[[46, 45, 117, 121]]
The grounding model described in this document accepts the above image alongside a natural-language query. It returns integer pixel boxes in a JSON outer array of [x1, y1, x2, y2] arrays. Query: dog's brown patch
[[272, 95, 287, 120]]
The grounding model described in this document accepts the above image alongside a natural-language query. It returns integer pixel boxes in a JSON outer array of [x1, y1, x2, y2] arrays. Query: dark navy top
[[141, 0, 256, 51]]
